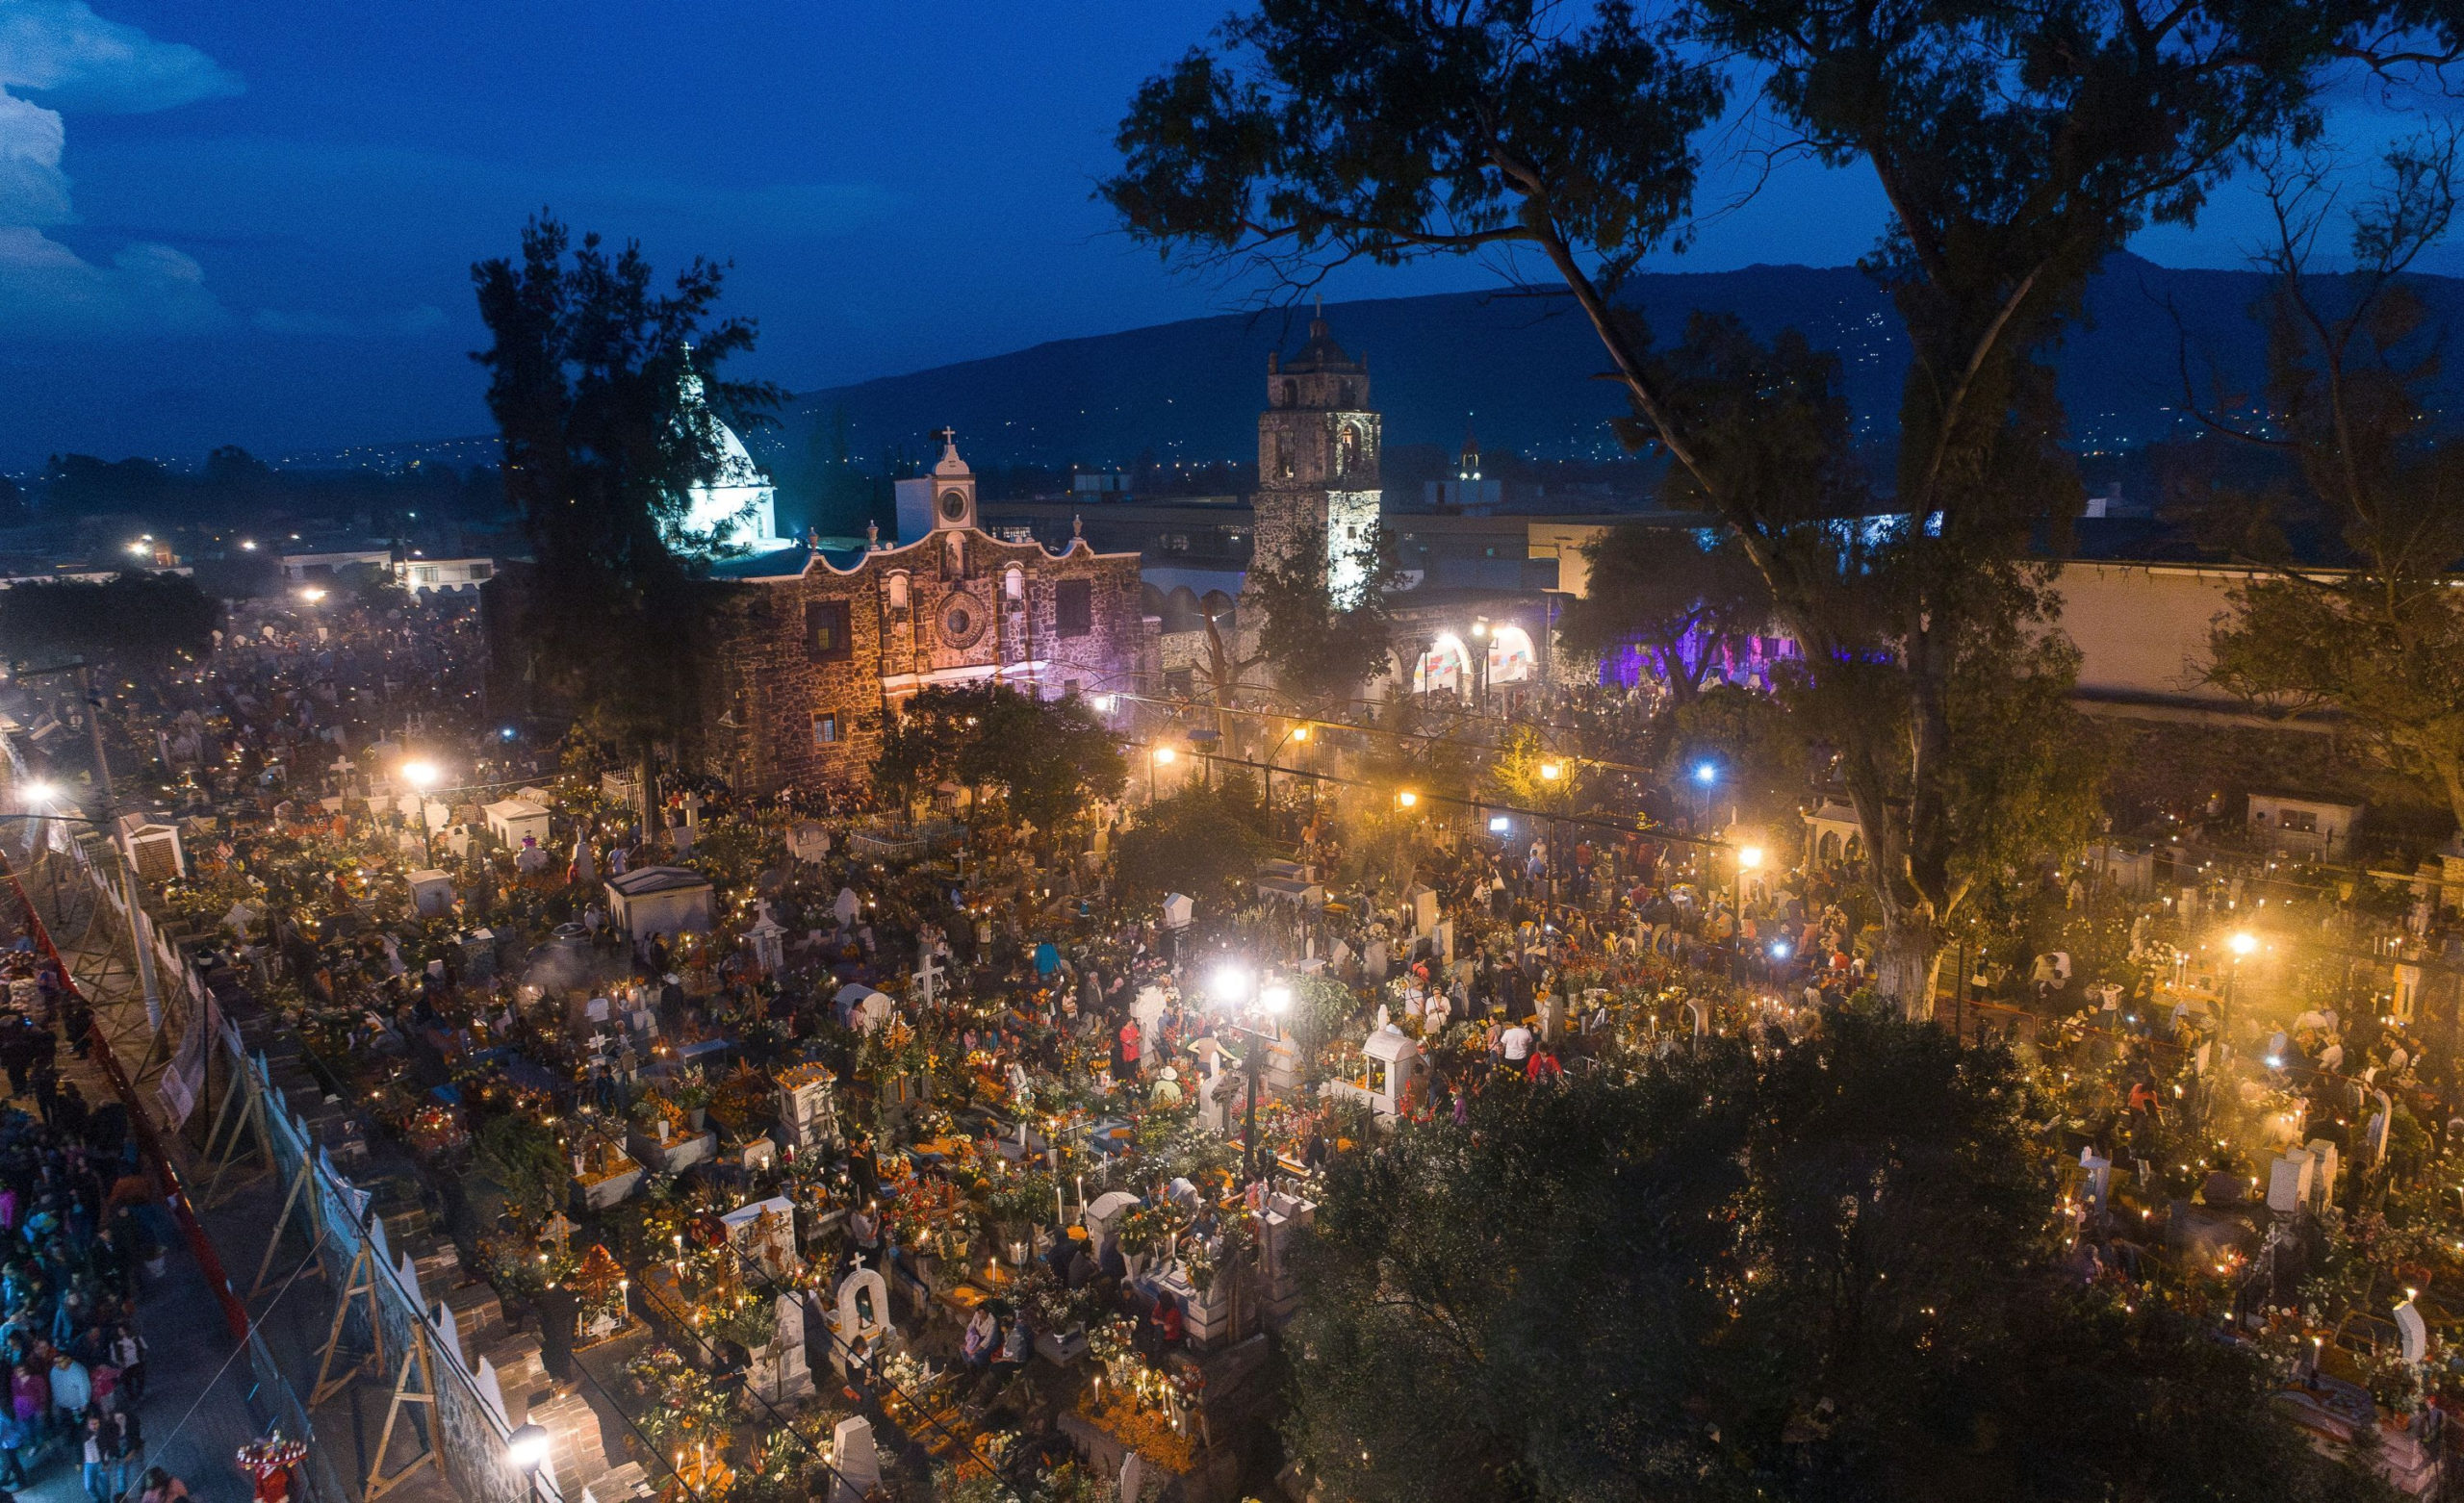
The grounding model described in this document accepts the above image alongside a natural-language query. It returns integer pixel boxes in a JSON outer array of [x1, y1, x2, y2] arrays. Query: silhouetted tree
[[471, 212, 778, 830]]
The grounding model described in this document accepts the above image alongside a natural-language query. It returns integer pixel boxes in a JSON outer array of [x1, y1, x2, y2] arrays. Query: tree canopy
[[0, 572, 220, 677], [471, 212, 778, 780], [1110, 775, 1270, 906], [1286, 1016, 2392, 1503], [1103, 0, 2449, 1011], [1247, 521, 1405, 709], [2201, 140, 2464, 835], [873, 684, 1126, 830]]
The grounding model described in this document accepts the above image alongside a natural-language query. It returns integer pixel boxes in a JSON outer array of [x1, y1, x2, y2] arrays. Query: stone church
[[698, 433, 1155, 795]]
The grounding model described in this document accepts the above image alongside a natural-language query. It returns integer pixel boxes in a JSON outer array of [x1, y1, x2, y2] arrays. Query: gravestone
[[790, 823, 832, 864], [722, 1196, 801, 1279], [828, 1266, 892, 1377], [777, 1063, 841, 1154], [748, 1291, 811, 1404], [830, 1417, 880, 1503]]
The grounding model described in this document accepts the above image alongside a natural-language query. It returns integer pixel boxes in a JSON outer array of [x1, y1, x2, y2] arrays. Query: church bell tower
[[1252, 305, 1382, 605]]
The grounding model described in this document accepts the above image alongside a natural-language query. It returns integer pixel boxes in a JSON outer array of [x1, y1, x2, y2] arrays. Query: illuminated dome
[[674, 367, 782, 554]]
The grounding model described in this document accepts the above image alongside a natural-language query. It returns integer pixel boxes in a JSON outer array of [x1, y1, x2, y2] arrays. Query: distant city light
[[239, 540, 257, 551]]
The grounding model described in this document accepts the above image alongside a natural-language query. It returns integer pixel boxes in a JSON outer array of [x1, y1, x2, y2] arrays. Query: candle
[[1058, 1185, 1066, 1228]]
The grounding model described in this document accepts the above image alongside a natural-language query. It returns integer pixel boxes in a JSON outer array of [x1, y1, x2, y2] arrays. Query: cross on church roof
[[937, 425, 957, 446]]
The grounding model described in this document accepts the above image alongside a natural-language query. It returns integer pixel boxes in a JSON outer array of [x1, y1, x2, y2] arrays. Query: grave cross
[[913, 950, 944, 1008], [541, 1210, 577, 1258]]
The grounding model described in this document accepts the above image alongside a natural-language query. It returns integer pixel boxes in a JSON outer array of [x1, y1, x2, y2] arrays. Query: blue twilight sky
[[0, 0, 2451, 471]]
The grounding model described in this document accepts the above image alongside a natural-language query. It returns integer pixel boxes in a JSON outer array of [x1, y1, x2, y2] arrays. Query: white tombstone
[[1119, 1452, 1142, 1503], [1364, 939, 1389, 984], [748, 913, 787, 975], [2267, 1148, 2314, 1214], [739, 1137, 777, 1173], [747, 1290, 811, 1404], [834, 886, 861, 929], [721, 1195, 802, 1278], [790, 823, 832, 864], [2397, 1300, 2429, 1364], [776, 1063, 840, 1153], [831, 1417, 880, 1503], [406, 869, 455, 919], [1082, 1190, 1142, 1253], [2078, 1147, 2112, 1212], [1405, 882, 1439, 936], [829, 1266, 892, 1377], [1161, 892, 1194, 930], [2306, 1139, 2340, 1212]]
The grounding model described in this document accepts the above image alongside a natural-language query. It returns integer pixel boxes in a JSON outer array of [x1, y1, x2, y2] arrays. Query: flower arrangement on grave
[[403, 1102, 469, 1158], [572, 1243, 629, 1330], [622, 1344, 738, 1458], [1115, 1206, 1166, 1258], [1077, 1365, 1199, 1473], [633, 1088, 689, 1137], [1089, 1314, 1137, 1375], [706, 1064, 773, 1140], [985, 1168, 1057, 1232]]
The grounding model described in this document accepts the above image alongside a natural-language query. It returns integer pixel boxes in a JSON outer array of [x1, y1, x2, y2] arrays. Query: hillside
[[767, 253, 2464, 476]]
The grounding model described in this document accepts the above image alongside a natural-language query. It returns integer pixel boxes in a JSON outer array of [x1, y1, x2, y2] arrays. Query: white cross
[[913, 950, 943, 1007]]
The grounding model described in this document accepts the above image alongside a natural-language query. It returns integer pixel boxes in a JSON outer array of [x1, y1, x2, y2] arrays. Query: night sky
[[0, 0, 2451, 471]]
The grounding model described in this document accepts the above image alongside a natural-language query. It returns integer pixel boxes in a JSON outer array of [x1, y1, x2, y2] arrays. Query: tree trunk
[[1875, 908, 1941, 1023], [635, 743, 658, 848]]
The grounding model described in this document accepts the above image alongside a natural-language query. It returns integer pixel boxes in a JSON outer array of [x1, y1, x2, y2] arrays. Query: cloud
[[0, 0, 240, 112], [0, 0, 239, 337]]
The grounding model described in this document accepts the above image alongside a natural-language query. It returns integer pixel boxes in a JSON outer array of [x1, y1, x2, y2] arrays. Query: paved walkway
[[20, 843, 454, 1503]]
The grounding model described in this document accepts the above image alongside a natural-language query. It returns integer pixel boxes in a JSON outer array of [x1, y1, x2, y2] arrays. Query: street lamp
[[1148, 745, 1175, 801], [506, 1421, 551, 1500], [1395, 789, 1418, 810], [1470, 619, 1490, 714], [298, 587, 326, 604], [2225, 930, 2257, 1029], [1208, 963, 1290, 1185], [401, 760, 441, 793]]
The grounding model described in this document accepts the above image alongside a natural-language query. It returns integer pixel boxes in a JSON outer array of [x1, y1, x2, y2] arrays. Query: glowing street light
[[1539, 760, 1564, 781], [1694, 762, 1718, 785], [1395, 789, 1419, 809], [1290, 725, 1309, 742], [401, 760, 441, 792], [2228, 930, 2258, 957], [506, 1422, 552, 1476], [1151, 746, 1176, 765], [1738, 846, 1764, 871], [298, 587, 326, 604], [1207, 962, 1254, 1008]]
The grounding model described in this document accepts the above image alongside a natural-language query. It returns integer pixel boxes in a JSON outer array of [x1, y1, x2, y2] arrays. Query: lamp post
[[402, 759, 442, 861], [507, 1421, 552, 1501], [1264, 723, 1310, 834], [1734, 845, 1763, 982], [1470, 618, 1490, 716], [2226, 930, 2256, 1033], [1148, 745, 1175, 803], [1208, 963, 1292, 1187]]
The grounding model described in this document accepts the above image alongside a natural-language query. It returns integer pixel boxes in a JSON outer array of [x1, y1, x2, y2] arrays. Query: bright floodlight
[[402, 760, 441, 791], [125, 542, 147, 557], [1471, 620, 1488, 638], [505, 1422, 551, 1471], [1208, 962, 1254, 1007], [298, 587, 326, 603], [1290, 725, 1309, 742], [1488, 815, 1511, 834], [1770, 942, 1792, 960], [2228, 931, 2257, 956], [1152, 746, 1176, 765], [1539, 760, 1563, 781], [1260, 982, 1293, 1015], [1739, 846, 1764, 871], [1694, 763, 1717, 784], [239, 540, 258, 551], [20, 781, 56, 805], [1396, 789, 1419, 808]]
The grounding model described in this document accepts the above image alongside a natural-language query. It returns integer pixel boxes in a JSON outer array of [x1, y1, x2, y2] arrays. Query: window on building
[[469, 562, 493, 580], [806, 599, 852, 661], [2282, 809, 2319, 833], [812, 712, 839, 746], [1057, 578, 1091, 637]]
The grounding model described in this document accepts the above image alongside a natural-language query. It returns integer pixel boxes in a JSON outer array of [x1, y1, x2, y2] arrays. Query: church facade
[[699, 435, 1155, 795]]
